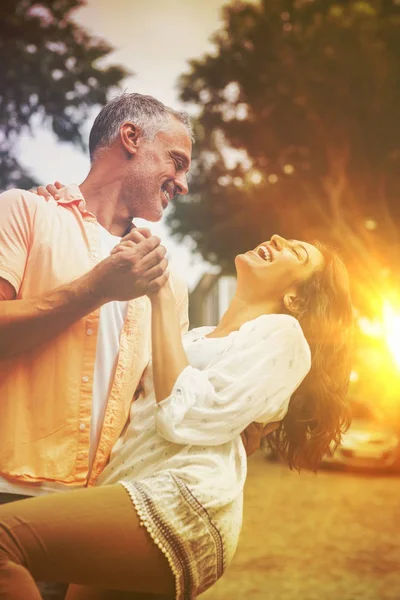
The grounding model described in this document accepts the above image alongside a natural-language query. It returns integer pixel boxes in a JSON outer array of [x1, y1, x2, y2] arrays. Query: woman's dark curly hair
[[268, 242, 354, 471]]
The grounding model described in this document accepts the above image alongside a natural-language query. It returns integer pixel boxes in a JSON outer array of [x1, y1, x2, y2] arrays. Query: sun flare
[[383, 302, 400, 369]]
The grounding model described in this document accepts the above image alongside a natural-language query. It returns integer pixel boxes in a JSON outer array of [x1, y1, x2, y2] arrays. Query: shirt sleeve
[[0, 189, 37, 294], [155, 314, 311, 446]]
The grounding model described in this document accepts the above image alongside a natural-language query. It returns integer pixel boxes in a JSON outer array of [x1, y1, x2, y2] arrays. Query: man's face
[[123, 115, 192, 221]]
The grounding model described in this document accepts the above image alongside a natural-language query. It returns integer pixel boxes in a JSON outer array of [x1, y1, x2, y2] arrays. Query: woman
[[0, 234, 353, 600]]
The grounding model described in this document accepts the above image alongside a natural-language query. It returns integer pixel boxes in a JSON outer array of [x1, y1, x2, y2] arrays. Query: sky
[[17, 0, 236, 289]]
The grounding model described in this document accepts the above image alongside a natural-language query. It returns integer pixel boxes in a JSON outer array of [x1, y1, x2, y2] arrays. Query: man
[[0, 92, 268, 598], [0, 93, 191, 598]]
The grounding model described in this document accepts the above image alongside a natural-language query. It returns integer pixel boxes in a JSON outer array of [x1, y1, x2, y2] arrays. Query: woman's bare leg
[[0, 484, 175, 599], [67, 587, 172, 600]]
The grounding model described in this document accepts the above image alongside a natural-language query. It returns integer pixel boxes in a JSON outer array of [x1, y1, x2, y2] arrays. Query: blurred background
[[1, 1, 400, 598]]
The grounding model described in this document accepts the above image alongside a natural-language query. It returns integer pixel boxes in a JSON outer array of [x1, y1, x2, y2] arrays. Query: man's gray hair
[[88, 93, 193, 162]]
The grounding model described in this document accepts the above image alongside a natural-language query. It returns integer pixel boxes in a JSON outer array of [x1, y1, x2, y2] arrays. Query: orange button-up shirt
[[0, 185, 188, 487]]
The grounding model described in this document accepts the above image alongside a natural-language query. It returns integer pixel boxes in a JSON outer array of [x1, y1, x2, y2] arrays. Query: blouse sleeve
[[155, 314, 311, 446]]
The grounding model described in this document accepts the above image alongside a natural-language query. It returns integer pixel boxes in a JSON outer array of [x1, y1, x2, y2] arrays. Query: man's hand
[[110, 228, 170, 297], [90, 228, 169, 302], [30, 181, 63, 201], [241, 421, 280, 457]]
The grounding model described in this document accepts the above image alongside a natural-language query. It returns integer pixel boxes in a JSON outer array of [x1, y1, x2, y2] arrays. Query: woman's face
[[235, 234, 324, 311]]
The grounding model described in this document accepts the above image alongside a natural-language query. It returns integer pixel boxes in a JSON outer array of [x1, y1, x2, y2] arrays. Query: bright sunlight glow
[[383, 302, 400, 369]]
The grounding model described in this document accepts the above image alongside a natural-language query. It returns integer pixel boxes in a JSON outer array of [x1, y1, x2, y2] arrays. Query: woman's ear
[[283, 292, 302, 315]]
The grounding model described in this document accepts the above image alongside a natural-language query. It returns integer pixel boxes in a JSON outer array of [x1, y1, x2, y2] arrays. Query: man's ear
[[283, 291, 302, 315], [120, 122, 140, 157]]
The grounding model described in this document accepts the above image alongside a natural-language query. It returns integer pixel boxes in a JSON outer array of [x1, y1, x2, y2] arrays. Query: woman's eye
[[293, 247, 303, 261]]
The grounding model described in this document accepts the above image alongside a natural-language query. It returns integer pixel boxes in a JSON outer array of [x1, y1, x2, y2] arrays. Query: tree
[[173, 0, 400, 314], [0, 0, 128, 189]]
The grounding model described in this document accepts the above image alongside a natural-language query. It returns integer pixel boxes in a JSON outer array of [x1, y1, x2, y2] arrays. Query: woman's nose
[[270, 234, 286, 250]]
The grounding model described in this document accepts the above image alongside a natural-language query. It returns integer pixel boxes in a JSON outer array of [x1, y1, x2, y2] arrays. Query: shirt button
[[78, 452, 85, 459], [86, 328, 93, 336], [92, 252, 99, 259], [79, 423, 86, 431], [82, 376, 89, 383]]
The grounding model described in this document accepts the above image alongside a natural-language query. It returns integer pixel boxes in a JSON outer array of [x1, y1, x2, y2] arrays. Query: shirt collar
[[55, 184, 135, 234], [55, 184, 88, 212]]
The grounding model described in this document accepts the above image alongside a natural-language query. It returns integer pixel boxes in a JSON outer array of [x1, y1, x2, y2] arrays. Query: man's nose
[[175, 173, 189, 196]]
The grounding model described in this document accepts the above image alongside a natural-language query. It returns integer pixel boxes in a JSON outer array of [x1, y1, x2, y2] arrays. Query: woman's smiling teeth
[[257, 245, 272, 262]]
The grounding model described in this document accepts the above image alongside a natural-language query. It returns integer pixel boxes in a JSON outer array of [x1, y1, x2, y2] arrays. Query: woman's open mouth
[[256, 244, 273, 262]]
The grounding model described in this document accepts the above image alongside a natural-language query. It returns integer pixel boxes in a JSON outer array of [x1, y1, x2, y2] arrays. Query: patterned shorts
[[120, 473, 241, 599]]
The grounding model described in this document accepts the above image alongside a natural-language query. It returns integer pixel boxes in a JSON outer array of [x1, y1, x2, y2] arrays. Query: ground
[[200, 452, 400, 600]]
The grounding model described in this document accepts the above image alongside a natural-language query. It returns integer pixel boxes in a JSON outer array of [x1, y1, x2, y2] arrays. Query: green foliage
[[174, 0, 400, 313], [0, 0, 128, 189]]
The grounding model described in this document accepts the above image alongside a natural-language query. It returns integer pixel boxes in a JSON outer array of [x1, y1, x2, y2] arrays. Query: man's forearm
[[0, 273, 103, 360], [151, 285, 189, 403], [0, 226, 170, 360]]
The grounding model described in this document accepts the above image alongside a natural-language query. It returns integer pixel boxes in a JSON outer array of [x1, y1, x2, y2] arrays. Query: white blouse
[[97, 314, 311, 511]]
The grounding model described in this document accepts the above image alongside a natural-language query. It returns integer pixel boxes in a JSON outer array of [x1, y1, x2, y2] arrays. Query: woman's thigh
[[67, 587, 172, 600], [0, 484, 175, 597]]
